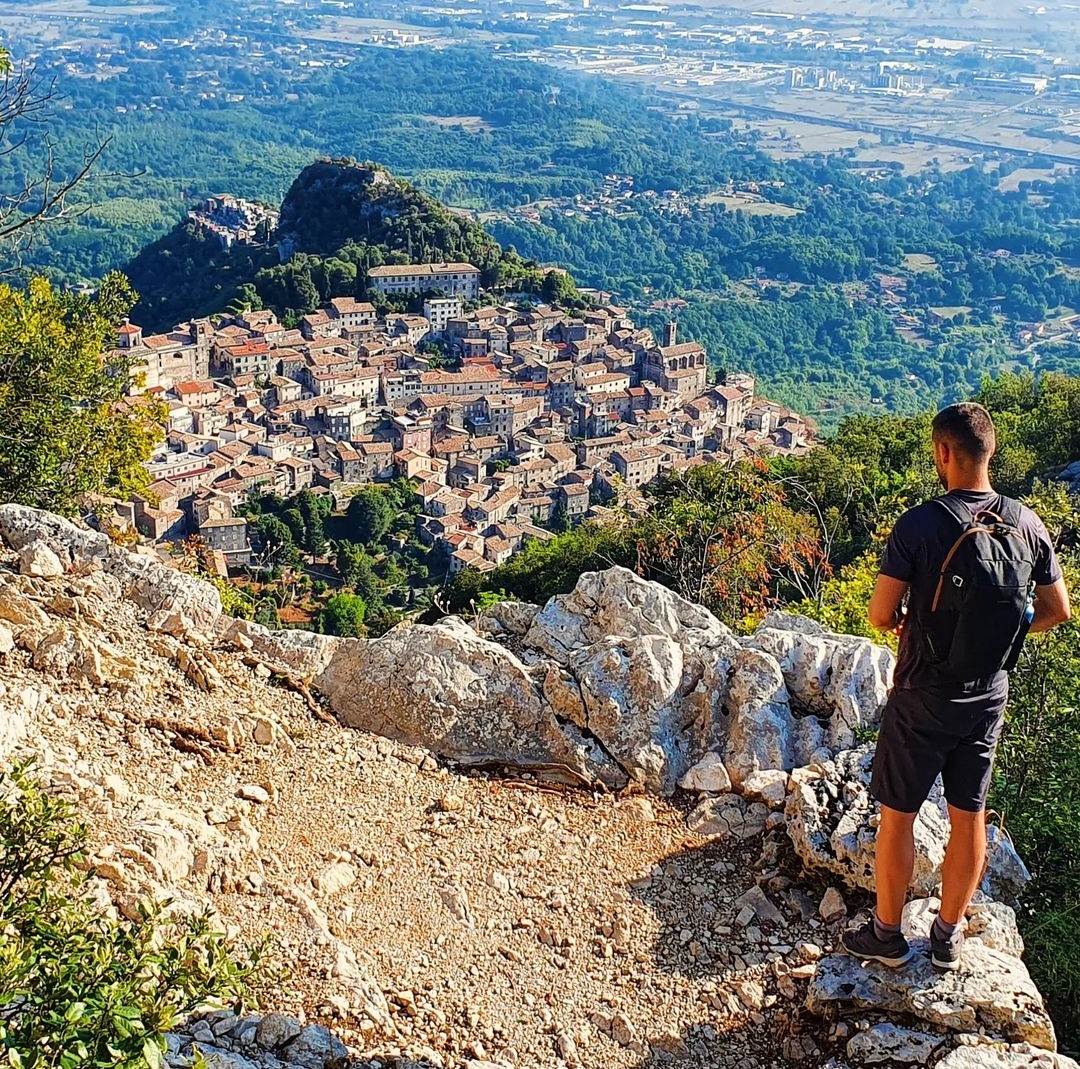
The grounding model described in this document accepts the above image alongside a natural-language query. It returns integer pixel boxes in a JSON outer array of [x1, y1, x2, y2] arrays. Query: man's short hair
[[932, 402, 997, 463]]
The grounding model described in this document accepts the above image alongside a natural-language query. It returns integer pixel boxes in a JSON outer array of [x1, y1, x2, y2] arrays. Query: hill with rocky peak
[[0, 501, 1075, 1069], [123, 159, 511, 333]]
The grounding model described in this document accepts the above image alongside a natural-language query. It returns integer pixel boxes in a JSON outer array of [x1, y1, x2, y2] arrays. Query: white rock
[[741, 768, 789, 809], [238, 784, 269, 804], [678, 752, 732, 793], [807, 942, 1056, 1050], [935, 1044, 1080, 1068], [18, 540, 65, 578], [786, 746, 1029, 905], [846, 1023, 945, 1065], [686, 794, 768, 840], [0, 504, 222, 630], [0, 623, 14, 655], [313, 861, 356, 896], [904, 897, 1025, 959]]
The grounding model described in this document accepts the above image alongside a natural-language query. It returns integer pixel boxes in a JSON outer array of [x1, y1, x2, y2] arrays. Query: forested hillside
[[2, 46, 767, 288]]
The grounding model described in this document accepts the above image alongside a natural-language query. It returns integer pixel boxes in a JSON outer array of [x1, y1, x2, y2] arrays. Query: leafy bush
[[993, 538, 1080, 1052], [0, 764, 261, 1068]]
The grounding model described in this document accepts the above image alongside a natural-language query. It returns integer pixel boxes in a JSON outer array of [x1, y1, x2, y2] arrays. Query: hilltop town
[[110, 258, 812, 576]]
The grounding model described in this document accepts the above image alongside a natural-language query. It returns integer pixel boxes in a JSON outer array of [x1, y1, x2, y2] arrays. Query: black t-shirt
[[880, 489, 1062, 695]]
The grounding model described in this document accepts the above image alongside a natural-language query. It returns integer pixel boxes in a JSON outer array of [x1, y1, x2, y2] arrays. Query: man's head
[[931, 402, 996, 489]]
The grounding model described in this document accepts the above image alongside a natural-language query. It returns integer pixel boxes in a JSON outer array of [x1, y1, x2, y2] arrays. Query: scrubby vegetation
[[0, 274, 164, 514], [0, 763, 262, 1067]]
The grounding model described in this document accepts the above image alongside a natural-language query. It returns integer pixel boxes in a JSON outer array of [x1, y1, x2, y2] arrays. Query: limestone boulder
[[845, 1023, 945, 1065], [785, 746, 1029, 905], [679, 752, 732, 793], [314, 616, 626, 789], [718, 647, 800, 787], [744, 611, 893, 748], [807, 941, 1056, 1050], [936, 1045, 1080, 1069], [904, 897, 1026, 960], [475, 599, 541, 643], [522, 566, 733, 663], [686, 793, 769, 840], [0, 504, 222, 632], [565, 632, 707, 794], [221, 617, 342, 679]]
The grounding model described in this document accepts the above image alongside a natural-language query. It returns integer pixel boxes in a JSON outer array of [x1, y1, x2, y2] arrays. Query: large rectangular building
[[368, 262, 481, 300]]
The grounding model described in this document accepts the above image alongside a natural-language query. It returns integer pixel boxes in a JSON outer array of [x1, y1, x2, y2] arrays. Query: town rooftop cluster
[[112, 264, 812, 573]]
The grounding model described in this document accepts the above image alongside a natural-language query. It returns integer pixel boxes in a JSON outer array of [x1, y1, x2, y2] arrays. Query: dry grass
[[903, 253, 939, 273]]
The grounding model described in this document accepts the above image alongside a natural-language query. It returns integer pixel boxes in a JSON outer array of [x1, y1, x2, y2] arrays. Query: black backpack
[[921, 495, 1036, 682]]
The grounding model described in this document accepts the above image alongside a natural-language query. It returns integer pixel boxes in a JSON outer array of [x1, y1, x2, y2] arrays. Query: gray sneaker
[[930, 921, 963, 971], [842, 918, 914, 968]]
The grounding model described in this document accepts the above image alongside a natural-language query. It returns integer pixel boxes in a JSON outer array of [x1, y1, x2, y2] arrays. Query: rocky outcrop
[[313, 566, 894, 795], [808, 902, 1055, 1048], [0, 508, 897, 798], [0, 504, 222, 631]]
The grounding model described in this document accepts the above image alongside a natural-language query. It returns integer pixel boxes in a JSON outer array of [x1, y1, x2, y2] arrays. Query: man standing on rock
[[843, 402, 1070, 971]]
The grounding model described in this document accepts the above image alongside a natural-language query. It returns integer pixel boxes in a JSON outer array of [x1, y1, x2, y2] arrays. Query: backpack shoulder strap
[[930, 496, 986, 613], [934, 494, 972, 528]]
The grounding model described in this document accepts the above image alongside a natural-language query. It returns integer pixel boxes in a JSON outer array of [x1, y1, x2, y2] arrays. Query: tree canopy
[[0, 274, 164, 514]]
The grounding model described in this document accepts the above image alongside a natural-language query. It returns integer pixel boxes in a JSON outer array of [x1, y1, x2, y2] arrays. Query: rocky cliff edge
[[0, 503, 1073, 1069]]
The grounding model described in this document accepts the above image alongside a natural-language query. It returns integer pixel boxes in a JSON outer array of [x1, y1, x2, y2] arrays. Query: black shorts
[[869, 685, 1007, 814]]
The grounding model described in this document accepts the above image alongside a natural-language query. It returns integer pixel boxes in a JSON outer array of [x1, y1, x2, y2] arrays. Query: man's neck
[[947, 475, 994, 493]]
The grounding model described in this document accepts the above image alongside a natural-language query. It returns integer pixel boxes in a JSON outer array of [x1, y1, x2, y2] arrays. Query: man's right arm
[[869, 573, 910, 633], [870, 511, 916, 633], [1029, 578, 1071, 633]]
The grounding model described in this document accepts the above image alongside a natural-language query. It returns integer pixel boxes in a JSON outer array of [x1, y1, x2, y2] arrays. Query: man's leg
[[938, 804, 986, 926], [875, 804, 918, 927]]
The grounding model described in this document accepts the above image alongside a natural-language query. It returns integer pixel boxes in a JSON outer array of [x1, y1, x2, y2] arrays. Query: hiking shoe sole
[[931, 951, 962, 971], [846, 944, 916, 968]]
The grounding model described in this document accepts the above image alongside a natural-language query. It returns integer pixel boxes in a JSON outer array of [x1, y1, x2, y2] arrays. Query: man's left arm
[[1029, 578, 1070, 633]]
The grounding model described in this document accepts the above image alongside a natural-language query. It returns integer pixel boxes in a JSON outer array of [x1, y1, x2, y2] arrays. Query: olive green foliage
[[0, 764, 260, 1068], [0, 275, 165, 515], [316, 592, 367, 638], [446, 461, 829, 624], [243, 484, 434, 636], [444, 520, 635, 613], [978, 372, 1080, 496]]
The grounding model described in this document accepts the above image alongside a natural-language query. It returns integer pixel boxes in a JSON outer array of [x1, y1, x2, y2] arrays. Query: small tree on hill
[[317, 592, 367, 637]]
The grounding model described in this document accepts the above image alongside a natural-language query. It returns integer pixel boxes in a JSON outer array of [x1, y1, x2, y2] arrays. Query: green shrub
[[0, 763, 262, 1068]]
